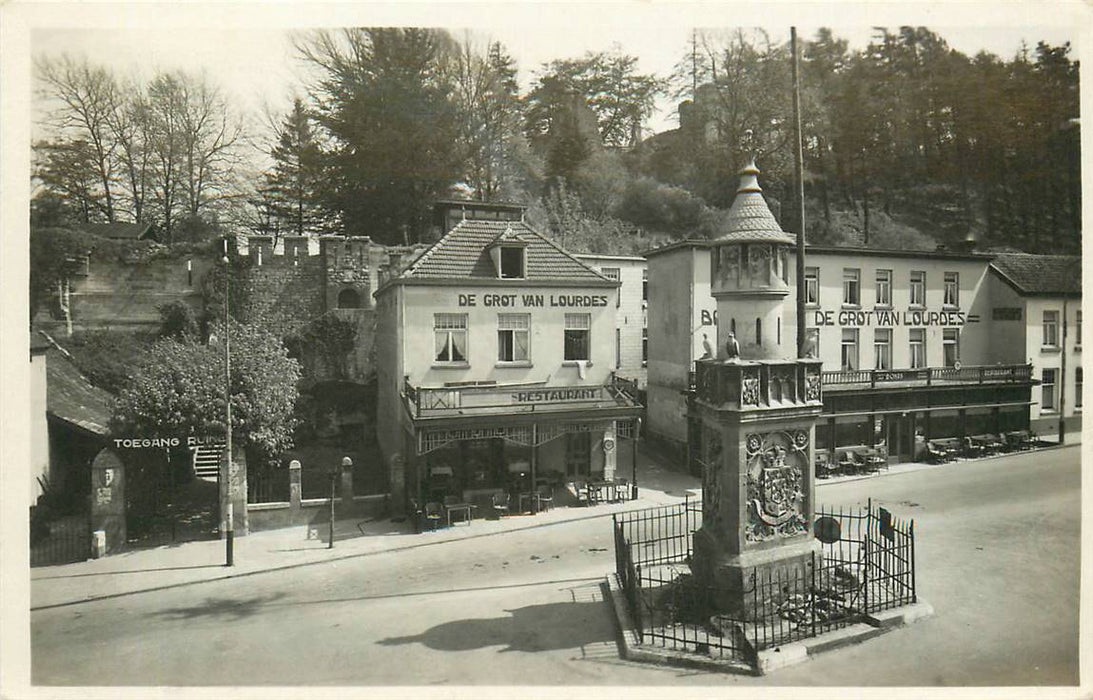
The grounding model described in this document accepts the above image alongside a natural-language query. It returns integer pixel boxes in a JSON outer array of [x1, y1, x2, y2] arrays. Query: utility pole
[[222, 239, 234, 567], [791, 27, 808, 358]]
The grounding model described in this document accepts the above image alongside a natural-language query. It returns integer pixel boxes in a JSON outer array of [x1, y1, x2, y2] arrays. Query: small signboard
[[814, 515, 841, 544], [879, 507, 895, 541]]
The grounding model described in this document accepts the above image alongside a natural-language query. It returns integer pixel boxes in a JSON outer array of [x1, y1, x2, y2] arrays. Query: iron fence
[[30, 513, 91, 567], [612, 498, 916, 662]]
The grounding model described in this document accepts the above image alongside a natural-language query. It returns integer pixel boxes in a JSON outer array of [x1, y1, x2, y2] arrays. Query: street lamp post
[[631, 417, 641, 500], [222, 242, 234, 567]]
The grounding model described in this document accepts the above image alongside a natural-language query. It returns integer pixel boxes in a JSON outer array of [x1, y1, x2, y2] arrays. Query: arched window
[[337, 288, 362, 309]]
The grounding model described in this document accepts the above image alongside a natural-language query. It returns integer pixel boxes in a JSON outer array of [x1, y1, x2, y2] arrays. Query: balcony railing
[[403, 372, 640, 420], [688, 363, 1034, 395], [821, 363, 1033, 389]]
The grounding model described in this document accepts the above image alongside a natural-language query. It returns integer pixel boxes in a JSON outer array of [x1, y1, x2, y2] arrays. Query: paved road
[[31, 446, 1080, 687]]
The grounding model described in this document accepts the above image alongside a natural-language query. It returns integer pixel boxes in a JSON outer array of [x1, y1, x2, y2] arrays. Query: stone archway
[[337, 287, 362, 309]]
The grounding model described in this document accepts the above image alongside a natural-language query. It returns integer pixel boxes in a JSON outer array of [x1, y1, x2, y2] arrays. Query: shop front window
[[434, 313, 467, 364]]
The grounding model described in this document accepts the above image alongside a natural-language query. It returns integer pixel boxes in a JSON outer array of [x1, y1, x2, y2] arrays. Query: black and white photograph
[[1, 1, 1088, 697]]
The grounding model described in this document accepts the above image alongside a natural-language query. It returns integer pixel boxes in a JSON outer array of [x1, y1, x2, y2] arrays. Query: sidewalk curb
[[605, 572, 935, 675], [31, 498, 686, 611]]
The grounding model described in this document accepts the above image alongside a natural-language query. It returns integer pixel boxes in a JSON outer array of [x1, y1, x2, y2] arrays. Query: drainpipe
[[1059, 298, 1067, 444]]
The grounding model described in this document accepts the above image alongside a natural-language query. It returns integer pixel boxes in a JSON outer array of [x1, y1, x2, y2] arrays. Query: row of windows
[[1042, 367, 1082, 412], [805, 268, 960, 308], [597, 266, 648, 308], [434, 313, 594, 365], [1042, 310, 1082, 348], [830, 327, 960, 371]]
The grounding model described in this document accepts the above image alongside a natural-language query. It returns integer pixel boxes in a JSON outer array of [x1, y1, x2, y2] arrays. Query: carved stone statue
[[725, 331, 740, 361]]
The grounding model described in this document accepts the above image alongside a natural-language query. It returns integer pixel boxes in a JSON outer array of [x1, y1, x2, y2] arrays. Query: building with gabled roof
[[375, 201, 643, 517], [987, 253, 1082, 441]]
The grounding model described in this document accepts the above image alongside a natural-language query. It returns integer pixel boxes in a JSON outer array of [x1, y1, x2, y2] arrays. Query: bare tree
[[36, 55, 122, 221]]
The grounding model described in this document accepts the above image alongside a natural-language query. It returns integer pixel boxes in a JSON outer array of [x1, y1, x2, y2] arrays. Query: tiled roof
[[990, 253, 1082, 296], [80, 222, 154, 240], [46, 348, 113, 436], [714, 159, 796, 246], [401, 219, 611, 283]]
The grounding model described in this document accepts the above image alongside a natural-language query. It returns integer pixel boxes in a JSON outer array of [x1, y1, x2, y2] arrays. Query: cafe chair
[[536, 485, 554, 511], [423, 502, 445, 531], [491, 492, 511, 518]]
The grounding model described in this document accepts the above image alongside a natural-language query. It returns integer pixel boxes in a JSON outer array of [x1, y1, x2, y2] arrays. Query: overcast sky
[[31, 15, 1079, 142]]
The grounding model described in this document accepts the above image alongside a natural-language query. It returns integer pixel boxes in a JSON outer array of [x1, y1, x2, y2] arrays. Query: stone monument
[[90, 448, 126, 556], [689, 158, 824, 618]]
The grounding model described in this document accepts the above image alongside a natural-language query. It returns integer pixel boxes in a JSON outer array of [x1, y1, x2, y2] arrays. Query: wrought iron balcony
[[688, 362, 1034, 397], [402, 372, 641, 421], [820, 364, 1033, 390]]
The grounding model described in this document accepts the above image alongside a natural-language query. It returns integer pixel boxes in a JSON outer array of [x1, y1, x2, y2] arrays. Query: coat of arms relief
[[744, 430, 809, 542]]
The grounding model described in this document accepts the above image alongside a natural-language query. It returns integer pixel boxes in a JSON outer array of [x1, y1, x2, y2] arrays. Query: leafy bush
[[158, 301, 201, 339], [113, 320, 301, 464]]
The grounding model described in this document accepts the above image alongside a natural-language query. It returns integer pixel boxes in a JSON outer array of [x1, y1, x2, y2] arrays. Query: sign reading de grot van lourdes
[[699, 307, 982, 328], [811, 308, 981, 327], [112, 435, 220, 449], [457, 293, 610, 308]]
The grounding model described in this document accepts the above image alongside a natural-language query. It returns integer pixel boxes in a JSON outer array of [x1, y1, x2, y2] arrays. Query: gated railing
[[612, 498, 916, 661], [821, 363, 1032, 389]]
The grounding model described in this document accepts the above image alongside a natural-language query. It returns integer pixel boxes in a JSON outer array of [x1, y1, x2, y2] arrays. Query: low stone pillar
[[288, 460, 302, 523], [90, 448, 126, 555], [339, 459, 354, 513]]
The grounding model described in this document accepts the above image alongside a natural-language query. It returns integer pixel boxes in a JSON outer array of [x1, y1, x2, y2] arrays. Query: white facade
[[575, 254, 648, 388]]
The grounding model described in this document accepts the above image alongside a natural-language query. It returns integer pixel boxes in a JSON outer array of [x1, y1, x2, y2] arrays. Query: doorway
[[565, 432, 591, 478]]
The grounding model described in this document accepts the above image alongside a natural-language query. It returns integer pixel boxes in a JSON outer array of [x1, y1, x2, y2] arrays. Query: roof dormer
[[487, 226, 528, 279]]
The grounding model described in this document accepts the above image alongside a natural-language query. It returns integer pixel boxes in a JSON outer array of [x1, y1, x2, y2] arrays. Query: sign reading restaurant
[[510, 388, 601, 403]]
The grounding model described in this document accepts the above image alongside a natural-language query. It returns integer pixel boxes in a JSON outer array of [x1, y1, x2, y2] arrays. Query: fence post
[[288, 459, 302, 524], [910, 519, 917, 603], [810, 550, 817, 638], [863, 504, 870, 614]]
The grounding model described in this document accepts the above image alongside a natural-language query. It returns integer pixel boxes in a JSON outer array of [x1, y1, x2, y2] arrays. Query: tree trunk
[[862, 186, 870, 246]]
